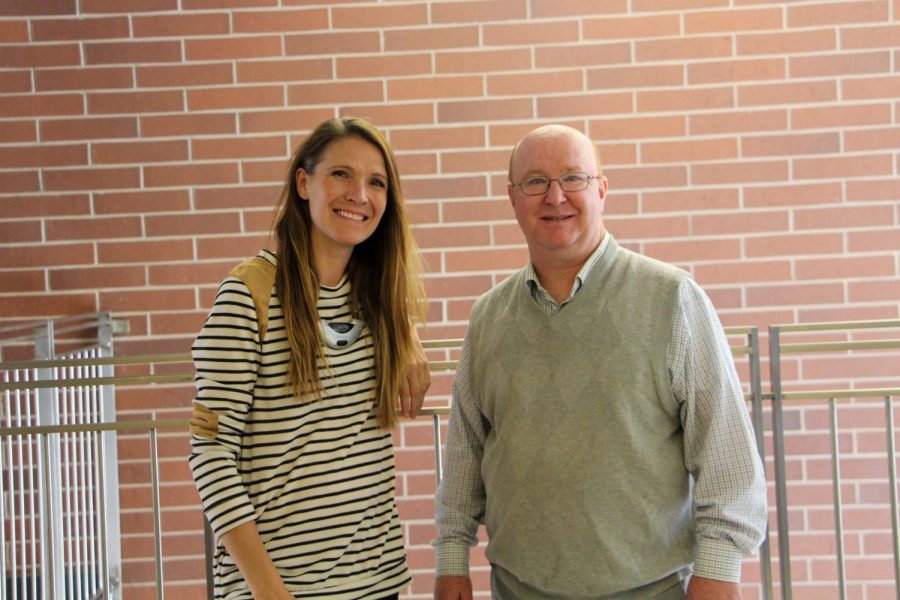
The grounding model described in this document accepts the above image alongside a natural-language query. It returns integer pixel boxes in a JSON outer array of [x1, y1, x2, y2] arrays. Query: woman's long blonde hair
[[272, 117, 426, 429]]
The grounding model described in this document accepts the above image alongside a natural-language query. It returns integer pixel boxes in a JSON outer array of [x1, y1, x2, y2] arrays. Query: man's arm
[[433, 335, 489, 588], [670, 277, 768, 584]]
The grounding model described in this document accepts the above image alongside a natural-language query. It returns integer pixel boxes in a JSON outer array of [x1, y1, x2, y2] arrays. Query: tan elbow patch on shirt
[[190, 403, 219, 440]]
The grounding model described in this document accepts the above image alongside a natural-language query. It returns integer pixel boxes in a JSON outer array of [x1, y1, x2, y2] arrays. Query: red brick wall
[[1, 1, 899, 598]]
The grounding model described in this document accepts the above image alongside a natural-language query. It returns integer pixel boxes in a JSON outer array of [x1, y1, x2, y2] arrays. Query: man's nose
[[543, 180, 566, 205]]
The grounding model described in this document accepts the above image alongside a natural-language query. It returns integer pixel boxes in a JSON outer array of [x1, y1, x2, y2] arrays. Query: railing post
[[748, 328, 773, 600], [204, 519, 215, 600], [767, 325, 792, 600], [97, 313, 122, 600], [829, 398, 846, 600], [1, 371, 8, 600], [35, 321, 65, 600], [885, 396, 900, 597], [432, 412, 444, 488], [149, 428, 165, 600]]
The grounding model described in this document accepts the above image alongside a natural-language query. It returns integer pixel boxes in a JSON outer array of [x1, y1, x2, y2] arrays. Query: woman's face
[[295, 136, 388, 262]]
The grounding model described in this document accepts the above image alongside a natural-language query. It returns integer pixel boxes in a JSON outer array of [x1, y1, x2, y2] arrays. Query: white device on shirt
[[320, 319, 364, 349]]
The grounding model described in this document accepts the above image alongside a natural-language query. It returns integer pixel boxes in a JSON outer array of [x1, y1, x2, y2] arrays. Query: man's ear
[[507, 183, 516, 208], [295, 168, 309, 200], [597, 176, 609, 213]]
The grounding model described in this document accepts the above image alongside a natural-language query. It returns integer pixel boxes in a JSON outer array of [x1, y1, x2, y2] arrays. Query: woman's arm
[[189, 275, 284, 595], [220, 522, 294, 600], [399, 324, 431, 419]]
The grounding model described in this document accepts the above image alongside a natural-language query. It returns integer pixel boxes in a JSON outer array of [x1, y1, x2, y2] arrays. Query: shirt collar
[[525, 232, 612, 308]]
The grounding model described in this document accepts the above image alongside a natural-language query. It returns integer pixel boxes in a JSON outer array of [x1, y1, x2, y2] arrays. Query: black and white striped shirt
[[189, 250, 410, 600]]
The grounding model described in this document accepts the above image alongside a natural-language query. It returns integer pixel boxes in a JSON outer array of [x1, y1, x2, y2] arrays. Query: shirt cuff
[[693, 537, 744, 583], [435, 543, 471, 577]]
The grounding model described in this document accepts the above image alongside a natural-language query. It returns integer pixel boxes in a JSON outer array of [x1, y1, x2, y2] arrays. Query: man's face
[[507, 127, 608, 267]]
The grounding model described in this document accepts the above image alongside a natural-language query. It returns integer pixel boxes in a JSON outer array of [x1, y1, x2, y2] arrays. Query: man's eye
[[526, 177, 549, 186], [562, 173, 586, 183]]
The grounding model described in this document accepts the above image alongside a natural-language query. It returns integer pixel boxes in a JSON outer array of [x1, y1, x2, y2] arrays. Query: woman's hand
[[399, 327, 430, 419]]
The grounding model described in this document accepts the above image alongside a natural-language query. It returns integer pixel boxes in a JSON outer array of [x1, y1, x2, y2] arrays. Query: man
[[433, 125, 767, 600]]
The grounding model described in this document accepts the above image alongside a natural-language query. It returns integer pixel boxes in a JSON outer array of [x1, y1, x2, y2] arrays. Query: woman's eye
[[370, 179, 386, 189], [331, 169, 350, 179]]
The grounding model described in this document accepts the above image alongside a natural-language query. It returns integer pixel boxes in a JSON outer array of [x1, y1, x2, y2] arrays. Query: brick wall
[[1, 0, 899, 598]]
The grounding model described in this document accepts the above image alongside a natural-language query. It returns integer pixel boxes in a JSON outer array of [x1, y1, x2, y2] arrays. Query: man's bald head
[[508, 125, 603, 183]]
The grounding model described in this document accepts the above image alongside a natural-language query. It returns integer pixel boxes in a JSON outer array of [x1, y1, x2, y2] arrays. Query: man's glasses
[[511, 172, 600, 196]]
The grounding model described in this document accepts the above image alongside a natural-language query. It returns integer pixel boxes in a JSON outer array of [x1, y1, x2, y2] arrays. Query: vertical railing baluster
[[150, 428, 165, 600], [203, 519, 215, 600], [3, 371, 19, 600], [23, 372, 36, 600], [95, 425, 110, 600], [15, 370, 24, 600], [768, 325, 792, 600], [61, 379, 73, 600], [885, 395, 900, 598], [748, 328, 773, 600], [76, 360, 88, 600], [829, 398, 846, 600], [432, 412, 443, 488], [1, 371, 8, 600], [85, 355, 98, 597], [38, 433, 51, 600]]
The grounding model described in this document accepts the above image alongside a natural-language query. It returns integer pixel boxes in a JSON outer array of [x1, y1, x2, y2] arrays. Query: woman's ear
[[295, 167, 309, 200]]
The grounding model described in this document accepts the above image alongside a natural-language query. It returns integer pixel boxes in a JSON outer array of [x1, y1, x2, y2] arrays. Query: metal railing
[[3, 319, 898, 599], [0, 313, 125, 600], [0, 326, 771, 599], [768, 318, 900, 600]]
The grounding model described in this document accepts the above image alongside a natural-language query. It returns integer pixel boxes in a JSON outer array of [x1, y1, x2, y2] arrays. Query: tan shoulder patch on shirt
[[229, 256, 276, 341]]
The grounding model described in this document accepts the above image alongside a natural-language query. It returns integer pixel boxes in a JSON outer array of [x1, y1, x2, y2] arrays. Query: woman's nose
[[345, 179, 368, 204]]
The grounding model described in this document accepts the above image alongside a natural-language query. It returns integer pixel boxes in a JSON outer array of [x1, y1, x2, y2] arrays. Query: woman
[[189, 117, 428, 599]]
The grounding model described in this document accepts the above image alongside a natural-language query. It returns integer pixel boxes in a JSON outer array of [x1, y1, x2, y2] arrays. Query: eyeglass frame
[[509, 172, 603, 196]]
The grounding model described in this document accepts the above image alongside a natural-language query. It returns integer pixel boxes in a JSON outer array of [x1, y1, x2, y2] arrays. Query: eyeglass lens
[[521, 173, 590, 195]]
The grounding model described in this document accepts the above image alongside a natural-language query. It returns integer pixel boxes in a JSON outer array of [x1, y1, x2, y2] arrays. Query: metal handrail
[[0, 353, 191, 370], [0, 313, 128, 346], [781, 388, 900, 401], [0, 325, 757, 392], [771, 318, 900, 333], [779, 339, 900, 353], [0, 364, 462, 392]]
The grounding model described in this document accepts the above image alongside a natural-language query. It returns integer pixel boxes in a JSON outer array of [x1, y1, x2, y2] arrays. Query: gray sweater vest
[[468, 238, 694, 598]]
